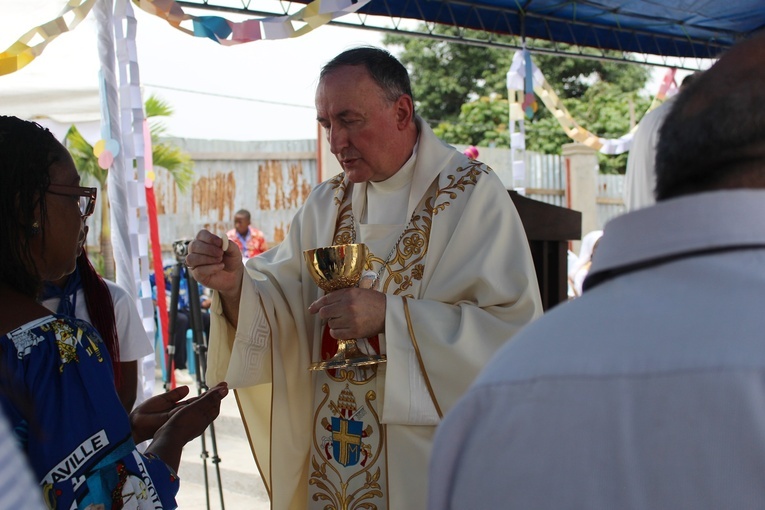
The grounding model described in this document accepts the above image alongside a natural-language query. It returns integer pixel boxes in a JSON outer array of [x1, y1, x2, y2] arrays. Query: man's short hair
[[680, 72, 699, 88], [320, 46, 414, 106], [654, 32, 765, 200], [235, 209, 251, 220]]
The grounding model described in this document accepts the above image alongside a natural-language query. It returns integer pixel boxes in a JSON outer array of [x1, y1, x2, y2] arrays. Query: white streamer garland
[[96, 0, 155, 367], [507, 50, 670, 157]]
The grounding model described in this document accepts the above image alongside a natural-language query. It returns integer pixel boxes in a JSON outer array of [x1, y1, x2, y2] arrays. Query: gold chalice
[[304, 243, 387, 371]]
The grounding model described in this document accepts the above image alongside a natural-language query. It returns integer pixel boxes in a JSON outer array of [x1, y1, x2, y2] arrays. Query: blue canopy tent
[[181, 0, 765, 63]]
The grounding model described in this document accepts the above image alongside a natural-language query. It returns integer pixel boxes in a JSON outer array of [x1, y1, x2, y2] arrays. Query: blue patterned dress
[[0, 315, 179, 509]]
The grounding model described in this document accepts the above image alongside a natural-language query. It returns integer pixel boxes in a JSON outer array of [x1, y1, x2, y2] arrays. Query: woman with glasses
[[0, 115, 228, 509]]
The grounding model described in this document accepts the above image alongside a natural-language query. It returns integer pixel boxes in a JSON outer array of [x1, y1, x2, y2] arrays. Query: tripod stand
[[166, 240, 226, 509]]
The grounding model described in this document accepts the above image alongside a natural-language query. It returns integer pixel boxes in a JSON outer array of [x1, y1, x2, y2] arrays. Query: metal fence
[[455, 145, 626, 229], [83, 141, 625, 257], [153, 137, 319, 252]]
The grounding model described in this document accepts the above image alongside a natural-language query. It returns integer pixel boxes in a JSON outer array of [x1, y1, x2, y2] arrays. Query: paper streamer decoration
[[94, 70, 121, 170], [135, 0, 371, 45], [508, 50, 677, 156], [522, 49, 538, 119], [506, 46, 534, 187], [0, 0, 97, 76], [143, 117, 169, 388], [95, 0, 158, 387]]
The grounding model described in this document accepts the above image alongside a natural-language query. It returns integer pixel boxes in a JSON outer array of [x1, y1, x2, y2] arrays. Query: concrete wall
[[155, 137, 318, 251]]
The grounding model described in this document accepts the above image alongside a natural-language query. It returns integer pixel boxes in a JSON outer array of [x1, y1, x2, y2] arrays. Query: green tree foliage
[[384, 28, 514, 125], [65, 94, 194, 279], [383, 28, 651, 173], [144, 95, 194, 191]]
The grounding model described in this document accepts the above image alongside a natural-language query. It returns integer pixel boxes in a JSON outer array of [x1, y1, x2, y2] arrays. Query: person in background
[[226, 208, 268, 259], [428, 31, 765, 509], [41, 230, 154, 412], [566, 229, 603, 298], [186, 46, 541, 510], [0, 115, 228, 509], [623, 72, 699, 211]]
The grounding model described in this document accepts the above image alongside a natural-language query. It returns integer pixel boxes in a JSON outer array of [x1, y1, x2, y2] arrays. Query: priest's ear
[[393, 94, 414, 130]]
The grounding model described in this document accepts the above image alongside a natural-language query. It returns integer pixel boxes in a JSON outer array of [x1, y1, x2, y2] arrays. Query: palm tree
[[65, 94, 194, 280]]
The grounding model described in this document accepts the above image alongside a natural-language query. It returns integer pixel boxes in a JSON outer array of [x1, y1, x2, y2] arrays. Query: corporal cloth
[[206, 120, 542, 509]]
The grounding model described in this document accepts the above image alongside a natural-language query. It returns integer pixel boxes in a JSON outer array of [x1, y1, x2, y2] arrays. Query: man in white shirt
[[623, 73, 699, 211], [429, 30, 765, 510]]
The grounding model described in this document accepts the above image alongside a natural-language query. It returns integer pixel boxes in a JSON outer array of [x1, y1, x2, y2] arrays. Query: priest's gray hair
[[320, 46, 414, 107]]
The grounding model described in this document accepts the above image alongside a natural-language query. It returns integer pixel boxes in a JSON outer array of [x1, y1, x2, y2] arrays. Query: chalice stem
[[335, 339, 364, 358]]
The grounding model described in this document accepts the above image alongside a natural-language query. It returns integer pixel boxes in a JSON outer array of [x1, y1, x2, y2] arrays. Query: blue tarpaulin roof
[[186, 0, 765, 60], [349, 0, 765, 59]]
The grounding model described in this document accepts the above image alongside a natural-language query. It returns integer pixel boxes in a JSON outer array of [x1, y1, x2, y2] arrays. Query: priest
[[186, 46, 542, 510]]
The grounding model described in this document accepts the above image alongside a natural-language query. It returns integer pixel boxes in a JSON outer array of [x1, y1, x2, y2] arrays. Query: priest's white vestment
[[206, 121, 542, 510]]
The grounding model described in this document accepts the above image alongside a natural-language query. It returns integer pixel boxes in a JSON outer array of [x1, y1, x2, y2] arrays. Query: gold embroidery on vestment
[[331, 162, 489, 296], [310, 370, 385, 509]]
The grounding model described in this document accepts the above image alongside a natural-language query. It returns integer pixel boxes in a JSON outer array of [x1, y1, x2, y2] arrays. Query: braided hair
[[0, 116, 58, 297], [77, 252, 122, 384]]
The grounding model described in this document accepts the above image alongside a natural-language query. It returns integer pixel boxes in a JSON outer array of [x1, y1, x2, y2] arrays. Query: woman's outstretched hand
[[143, 382, 229, 472], [131, 385, 194, 444]]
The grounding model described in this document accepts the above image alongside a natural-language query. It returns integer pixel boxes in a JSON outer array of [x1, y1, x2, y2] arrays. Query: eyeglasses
[[47, 184, 97, 218]]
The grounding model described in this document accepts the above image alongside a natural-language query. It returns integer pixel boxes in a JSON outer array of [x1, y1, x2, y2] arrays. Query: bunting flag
[[507, 50, 677, 156], [506, 46, 536, 188], [0, 0, 97, 76], [522, 48, 538, 119], [135, 0, 371, 45]]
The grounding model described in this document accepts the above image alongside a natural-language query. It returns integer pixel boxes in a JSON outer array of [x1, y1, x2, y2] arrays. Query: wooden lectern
[[508, 190, 582, 311]]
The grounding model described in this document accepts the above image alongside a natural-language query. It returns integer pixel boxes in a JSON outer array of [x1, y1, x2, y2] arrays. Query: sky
[[1, 1, 703, 143], [0, 0, 384, 141], [133, 7, 384, 141]]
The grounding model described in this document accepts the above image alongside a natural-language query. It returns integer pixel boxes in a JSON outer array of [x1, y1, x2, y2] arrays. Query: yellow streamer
[[509, 52, 674, 155], [0, 0, 97, 77]]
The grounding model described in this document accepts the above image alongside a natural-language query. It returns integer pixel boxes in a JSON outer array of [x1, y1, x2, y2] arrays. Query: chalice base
[[309, 339, 387, 371]]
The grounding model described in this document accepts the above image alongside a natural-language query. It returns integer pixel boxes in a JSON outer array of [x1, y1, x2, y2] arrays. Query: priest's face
[[316, 65, 413, 183]]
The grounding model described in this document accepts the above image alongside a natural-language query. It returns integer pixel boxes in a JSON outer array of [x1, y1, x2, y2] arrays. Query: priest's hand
[[308, 287, 386, 340], [187, 229, 244, 326]]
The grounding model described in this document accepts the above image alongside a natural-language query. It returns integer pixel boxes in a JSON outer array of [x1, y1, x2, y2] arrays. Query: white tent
[[1, 0, 102, 140]]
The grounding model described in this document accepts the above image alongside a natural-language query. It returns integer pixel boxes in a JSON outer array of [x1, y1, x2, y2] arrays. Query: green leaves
[[385, 31, 651, 173], [65, 93, 194, 190]]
